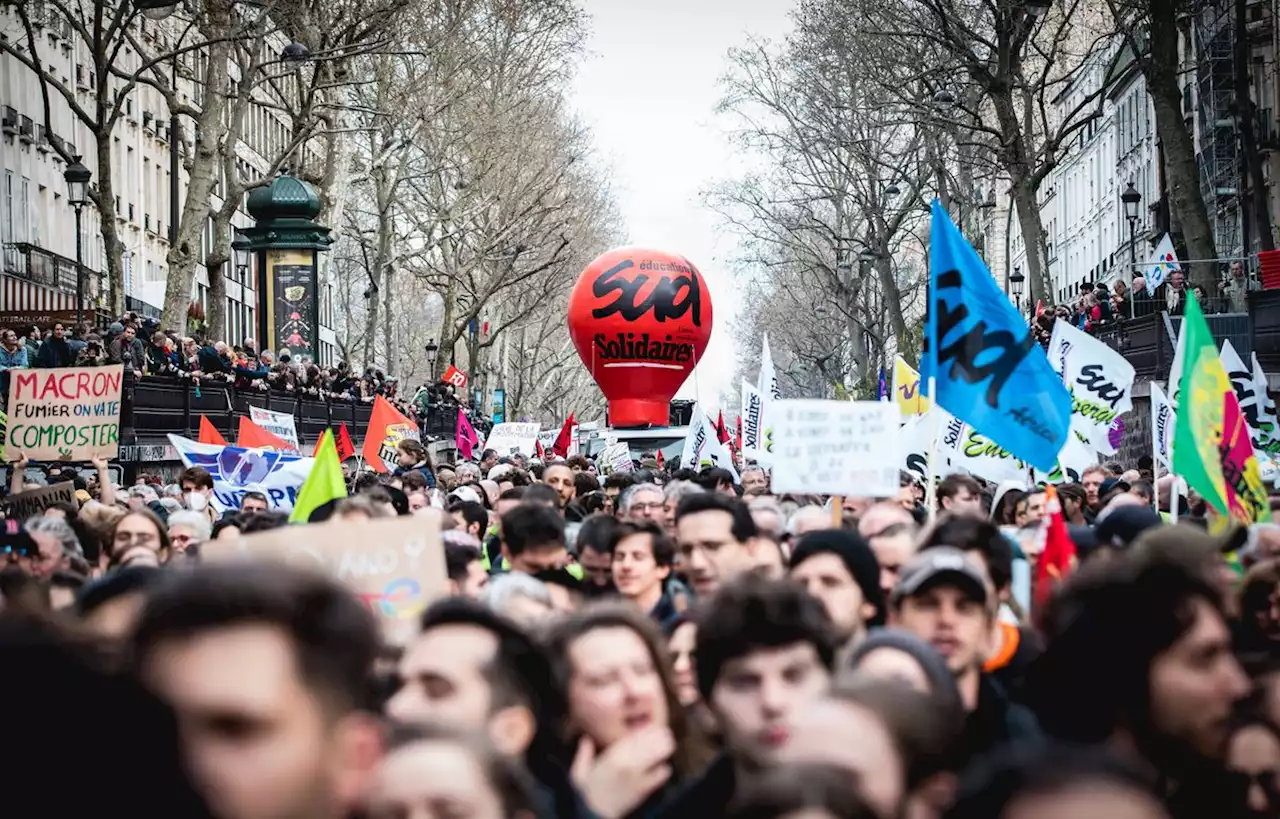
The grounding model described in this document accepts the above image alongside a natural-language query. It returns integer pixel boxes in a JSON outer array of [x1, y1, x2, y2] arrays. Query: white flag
[[1219, 340, 1260, 435], [1047, 319, 1135, 455], [1150, 381, 1175, 470], [1168, 320, 1185, 408], [1253, 352, 1279, 454], [740, 379, 768, 463], [937, 413, 1027, 485], [680, 405, 739, 480], [1145, 232, 1181, 291], [759, 334, 779, 401]]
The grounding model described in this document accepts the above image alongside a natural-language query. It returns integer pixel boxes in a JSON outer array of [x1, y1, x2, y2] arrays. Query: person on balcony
[[34, 322, 74, 368], [1160, 269, 1187, 316], [1220, 261, 1260, 313], [0, 329, 29, 372], [108, 325, 145, 374], [145, 331, 180, 376]]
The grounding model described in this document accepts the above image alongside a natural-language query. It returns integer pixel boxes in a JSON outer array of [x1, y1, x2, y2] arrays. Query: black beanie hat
[[789, 529, 886, 627], [847, 627, 964, 716]]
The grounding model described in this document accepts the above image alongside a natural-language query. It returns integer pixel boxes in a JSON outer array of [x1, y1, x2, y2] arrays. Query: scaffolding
[[1194, 0, 1244, 263]]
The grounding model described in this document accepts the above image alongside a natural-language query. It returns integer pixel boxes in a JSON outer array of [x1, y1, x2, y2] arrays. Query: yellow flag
[[893, 356, 930, 416]]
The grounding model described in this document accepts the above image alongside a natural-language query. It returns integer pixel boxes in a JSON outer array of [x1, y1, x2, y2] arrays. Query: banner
[[1047, 319, 1135, 455], [937, 413, 1028, 485], [893, 356, 930, 416], [5, 365, 123, 462], [921, 200, 1071, 471], [740, 379, 770, 465], [680, 405, 738, 478], [202, 514, 446, 644], [487, 422, 541, 456], [899, 409, 943, 487], [1030, 432, 1095, 485], [169, 434, 314, 513], [4, 482, 76, 522], [1253, 352, 1280, 454], [248, 406, 302, 454], [1151, 381, 1175, 470], [1145, 233, 1181, 291], [771, 400, 901, 497]]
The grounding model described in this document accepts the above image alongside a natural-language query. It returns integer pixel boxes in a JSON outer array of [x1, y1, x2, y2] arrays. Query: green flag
[[289, 429, 348, 524], [1171, 295, 1230, 515]]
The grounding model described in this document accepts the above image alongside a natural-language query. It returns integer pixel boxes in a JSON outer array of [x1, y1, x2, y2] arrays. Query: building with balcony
[[0, 4, 338, 363]]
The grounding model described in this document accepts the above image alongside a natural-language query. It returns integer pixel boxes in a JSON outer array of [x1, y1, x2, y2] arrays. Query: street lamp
[[1025, 0, 1051, 17], [232, 236, 251, 282], [884, 182, 901, 198], [1121, 181, 1142, 318], [132, 0, 179, 20], [64, 157, 92, 325], [1009, 266, 1025, 311], [424, 338, 439, 379], [932, 89, 955, 110]]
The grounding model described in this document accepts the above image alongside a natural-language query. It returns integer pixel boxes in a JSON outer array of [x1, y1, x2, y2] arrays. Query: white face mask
[[186, 492, 208, 512]]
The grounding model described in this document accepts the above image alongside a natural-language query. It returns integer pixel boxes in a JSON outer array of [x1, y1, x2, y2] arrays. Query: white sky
[[570, 0, 795, 411]]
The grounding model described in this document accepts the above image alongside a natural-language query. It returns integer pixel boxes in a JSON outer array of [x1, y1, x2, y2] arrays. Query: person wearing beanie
[[789, 529, 886, 660], [847, 627, 965, 718]]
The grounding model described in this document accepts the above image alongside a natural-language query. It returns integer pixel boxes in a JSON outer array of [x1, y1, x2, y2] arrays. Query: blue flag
[[920, 200, 1071, 471], [876, 366, 888, 401]]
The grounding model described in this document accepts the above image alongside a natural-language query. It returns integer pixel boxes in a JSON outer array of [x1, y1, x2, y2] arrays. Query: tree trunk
[[990, 92, 1050, 305], [1235, 0, 1275, 252], [381, 258, 394, 375], [162, 29, 233, 334], [1144, 7, 1219, 291], [91, 137, 125, 316], [207, 215, 232, 343]]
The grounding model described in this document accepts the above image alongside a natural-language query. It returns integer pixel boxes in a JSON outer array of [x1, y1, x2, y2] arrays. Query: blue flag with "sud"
[[920, 200, 1071, 471]]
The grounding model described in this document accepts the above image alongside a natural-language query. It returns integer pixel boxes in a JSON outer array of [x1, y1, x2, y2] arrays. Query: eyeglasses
[[628, 502, 664, 514]]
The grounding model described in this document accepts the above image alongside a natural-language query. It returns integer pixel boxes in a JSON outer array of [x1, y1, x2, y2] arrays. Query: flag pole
[[831, 497, 843, 528], [924, 376, 939, 520]]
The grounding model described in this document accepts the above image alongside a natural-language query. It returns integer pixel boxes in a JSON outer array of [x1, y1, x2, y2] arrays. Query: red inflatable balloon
[[568, 247, 713, 427]]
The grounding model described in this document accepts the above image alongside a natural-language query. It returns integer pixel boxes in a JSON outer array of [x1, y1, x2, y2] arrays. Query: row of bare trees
[[4, 0, 616, 423], [716, 0, 1245, 399]]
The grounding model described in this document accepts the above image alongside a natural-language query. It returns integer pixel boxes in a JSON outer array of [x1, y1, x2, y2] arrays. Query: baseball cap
[[1098, 477, 1131, 498], [449, 485, 483, 505], [1094, 505, 1164, 549], [892, 546, 988, 605]]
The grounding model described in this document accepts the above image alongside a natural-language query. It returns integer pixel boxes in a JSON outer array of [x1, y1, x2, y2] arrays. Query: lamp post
[[64, 157, 92, 325], [424, 338, 439, 380], [1009, 266, 1026, 315], [1122, 181, 1142, 319]]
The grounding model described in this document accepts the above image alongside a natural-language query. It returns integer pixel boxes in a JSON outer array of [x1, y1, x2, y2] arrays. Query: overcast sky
[[570, 0, 795, 412]]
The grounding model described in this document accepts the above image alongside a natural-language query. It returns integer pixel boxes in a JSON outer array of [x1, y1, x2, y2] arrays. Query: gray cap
[[891, 546, 988, 605]]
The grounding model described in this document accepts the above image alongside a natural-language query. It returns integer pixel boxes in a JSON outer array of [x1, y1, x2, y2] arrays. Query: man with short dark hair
[[608, 520, 677, 623], [659, 574, 837, 815], [448, 499, 488, 540], [444, 538, 488, 598], [479, 448, 499, 475], [1029, 544, 1251, 817], [674, 492, 760, 598], [602, 472, 636, 515], [740, 465, 769, 496], [937, 473, 984, 515], [239, 491, 269, 514], [130, 563, 382, 819], [388, 597, 572, 813], [501, 503, 568, 574]]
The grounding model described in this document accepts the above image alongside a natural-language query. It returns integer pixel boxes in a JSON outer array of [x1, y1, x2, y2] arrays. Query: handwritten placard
[[485, 422, 541, 456], [5, 482, 77, 521], [5, 365, 123, 462], [770, 399, 902, 497], [202, 514, 446, 643]]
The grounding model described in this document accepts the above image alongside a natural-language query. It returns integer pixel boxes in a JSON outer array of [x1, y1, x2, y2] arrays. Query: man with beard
[[1028, 541, 1252, 819]]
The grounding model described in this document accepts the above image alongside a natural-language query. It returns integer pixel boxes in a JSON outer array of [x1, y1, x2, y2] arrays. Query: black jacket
[[961, 674, 1043, 763], [655, 753, 735, 818]]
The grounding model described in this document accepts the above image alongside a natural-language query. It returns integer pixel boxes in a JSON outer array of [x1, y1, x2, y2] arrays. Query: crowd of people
[[3, 436, 1280, 819], [1030, 262, 1263, 347], [0, 312, 487, 442]]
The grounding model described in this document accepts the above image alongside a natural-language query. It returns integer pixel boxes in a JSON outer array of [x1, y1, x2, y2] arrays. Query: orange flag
[[198, 415, 227, 446], [362, 395, 419, 473], [237, 416, 291, 451]]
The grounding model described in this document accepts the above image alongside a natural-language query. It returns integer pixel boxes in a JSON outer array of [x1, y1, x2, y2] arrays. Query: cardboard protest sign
[[5, 365, 123, 462], [202, 514, 446, 642], [5, 482, 76, 522], [771, 400, 901, 497], [249, 406, 302, 453], [485, 422, 540, 455]]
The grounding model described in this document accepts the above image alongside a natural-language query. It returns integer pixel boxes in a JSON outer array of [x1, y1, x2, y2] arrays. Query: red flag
[[656, 449, 665, 470], [715, 410, 730, 444], [237, 416, 291, 451], [362, 395, 418, 473], [198, 415, 227, 446], [335, 423, 356, 461], [456, 410, 479, 460], [735, 414, 743, 453], [552, 412, 575, 458], [536, 439, 546, 459], [1035, 299, 1045, 318], [1034, 484, 1077, 613]]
